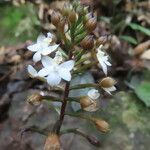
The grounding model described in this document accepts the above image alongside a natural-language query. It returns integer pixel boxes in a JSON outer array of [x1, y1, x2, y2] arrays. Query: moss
[[0, 3, 40, 46]]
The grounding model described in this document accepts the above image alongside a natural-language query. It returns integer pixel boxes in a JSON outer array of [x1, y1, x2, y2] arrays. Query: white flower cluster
[[27, 32, 74, 86], [96, 45, 116, 94]]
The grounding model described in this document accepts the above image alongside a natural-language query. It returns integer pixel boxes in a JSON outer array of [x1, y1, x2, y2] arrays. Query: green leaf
[[75, 32, 87, 44], [128, 23, 150, 36], [135, 82, 150, 107], [119, 35, 138, 45]]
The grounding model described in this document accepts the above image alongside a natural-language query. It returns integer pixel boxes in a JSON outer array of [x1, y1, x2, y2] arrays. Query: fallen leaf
[[141, 49, 150, 60], [133, 40, 150, 55]]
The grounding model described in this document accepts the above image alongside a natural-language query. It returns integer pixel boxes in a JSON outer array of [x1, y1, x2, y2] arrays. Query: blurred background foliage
[[0, 2, 40, 46]]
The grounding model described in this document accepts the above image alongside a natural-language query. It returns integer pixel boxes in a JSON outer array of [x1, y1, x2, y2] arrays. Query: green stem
[[54, 28, 75, 134], [21, 126, 48, 137], [65, 112, 91, 121], [60, 128, 101, 147], [70, 83, 98, 90], [60, 128, 86, 137], [43, 96, 79, 103], [73, 62, 97, 74], [75, 56, 91, 66], [43, 96, 62, 102]]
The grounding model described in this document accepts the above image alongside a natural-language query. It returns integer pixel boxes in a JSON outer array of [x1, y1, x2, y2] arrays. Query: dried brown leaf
[[141, 49, 150, 60], [133, 40, 150, 55]]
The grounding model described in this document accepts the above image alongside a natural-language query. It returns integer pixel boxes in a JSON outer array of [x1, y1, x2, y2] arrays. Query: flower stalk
[[70, 83, 98, 90], [26, 1, 117, 149]]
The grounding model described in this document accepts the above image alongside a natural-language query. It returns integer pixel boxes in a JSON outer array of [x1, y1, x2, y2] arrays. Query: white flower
[[27, 32, 59, 62], [38, 56, 74, 86], [96, 45, 111, 75], [27, 65, 38, 78], [103, 86, 116, 95], [88, 89, 100, 100]]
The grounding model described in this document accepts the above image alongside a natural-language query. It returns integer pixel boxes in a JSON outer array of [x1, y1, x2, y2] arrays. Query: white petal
[[105, 60, 112, 66], [102, 56, 109, 61], [103, 88, 112, 95], [88, 89, 100, 100], [27, 43, 40, 52], [41, 56, 55, 67], [47, 32, 53, 38], [98, 45, 103, 50], [100, 60, 107, 75], [41, 45, 59, 55], [47, 73, 61, 86], [37, 34, 46, 43], [38, 68, 49, 77], [108, 86, 116, 91], [27, 65, 38, 77], [58, 68, 71, 81], [103, 86, 116, 95], [59, 60, 75, 71], [33, 52, 41, 62]]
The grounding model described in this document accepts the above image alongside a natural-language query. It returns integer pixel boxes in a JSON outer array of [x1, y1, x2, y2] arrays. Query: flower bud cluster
[[50, 3, 116, 94], [50, 2, 97, 48]]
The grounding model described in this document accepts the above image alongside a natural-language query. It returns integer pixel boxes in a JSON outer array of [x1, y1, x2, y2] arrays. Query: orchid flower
[[38, 56, 74, 86], [27, 32, 59, 62], [96, 45, 111, 75]]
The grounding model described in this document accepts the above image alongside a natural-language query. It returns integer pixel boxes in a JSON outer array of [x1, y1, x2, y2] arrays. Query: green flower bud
[[62, 3, 72, 17]]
